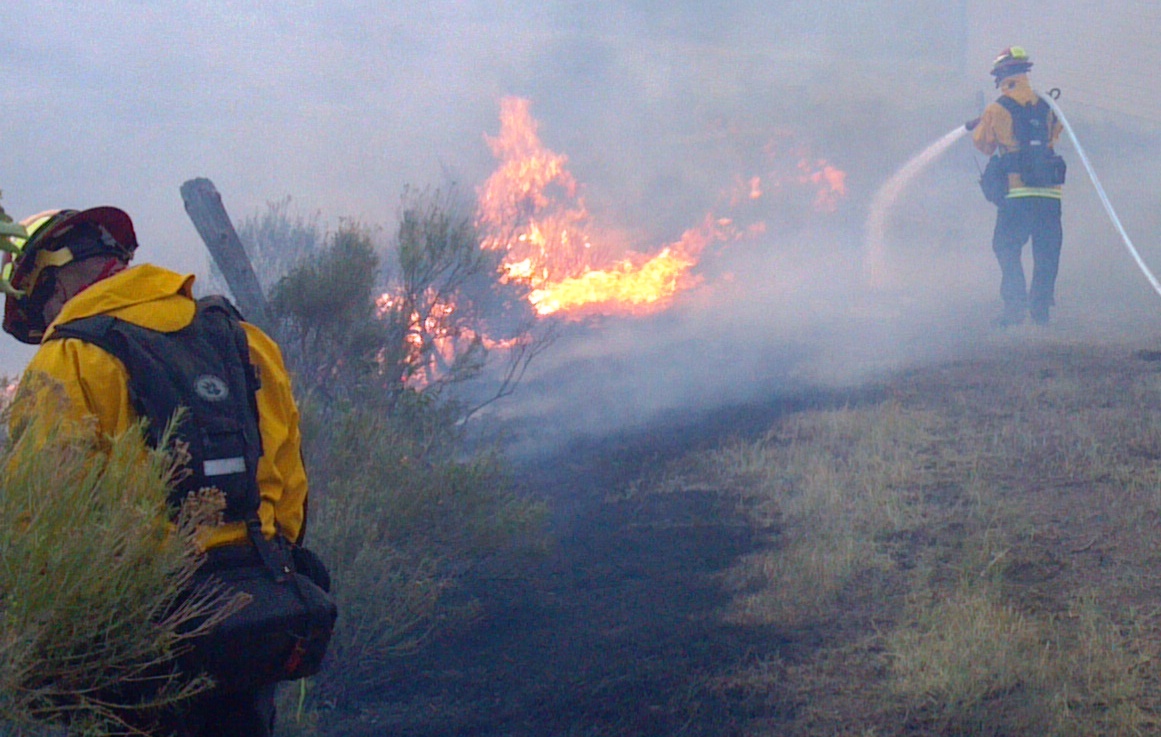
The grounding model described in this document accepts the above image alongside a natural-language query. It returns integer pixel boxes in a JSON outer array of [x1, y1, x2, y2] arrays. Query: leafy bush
[[241, 191, 549, 713], [0, 379, 240, 735], [256, 187, 549, 422], [298, 400, 546, 705], [269, 223, 395, 407]]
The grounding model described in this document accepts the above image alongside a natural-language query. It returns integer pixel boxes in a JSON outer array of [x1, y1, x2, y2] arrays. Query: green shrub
[[245, 189, 551, 714], [0, 380, 239, 735], [260, 187, 549, 422], [269, 222, 395, 405], [300, 403, 546, 704]]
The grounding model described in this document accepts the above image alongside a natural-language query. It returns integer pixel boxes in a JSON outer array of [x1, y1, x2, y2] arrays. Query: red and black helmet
[[991, 46, 1033, 85], [1, 207, 138, 343]]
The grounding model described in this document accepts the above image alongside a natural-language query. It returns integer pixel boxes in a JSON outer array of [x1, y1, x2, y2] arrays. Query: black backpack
[[49, 296, 336, 693], [995, 95, 1068, 188]]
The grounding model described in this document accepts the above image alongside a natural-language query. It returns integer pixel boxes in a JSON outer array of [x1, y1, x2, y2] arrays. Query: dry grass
[[696, 401, 939, 629], [656, 340, 1161, 735], [890, 588, 1048, 731]]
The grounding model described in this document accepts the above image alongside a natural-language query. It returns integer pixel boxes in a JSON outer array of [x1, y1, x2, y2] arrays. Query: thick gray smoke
[[4, 2, 1161, 446]]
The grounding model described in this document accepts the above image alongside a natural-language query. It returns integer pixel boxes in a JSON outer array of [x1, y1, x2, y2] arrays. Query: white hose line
[[1040, 92, 1161, 298]]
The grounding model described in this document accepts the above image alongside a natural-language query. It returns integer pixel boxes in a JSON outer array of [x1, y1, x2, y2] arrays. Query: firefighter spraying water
[[969, 46, 1066, 327], [866, 45, 1161, 321]]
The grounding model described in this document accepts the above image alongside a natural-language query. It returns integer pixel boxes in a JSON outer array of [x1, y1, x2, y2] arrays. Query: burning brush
[[476, 96, 729, 319], [384, 95, 850, 388]]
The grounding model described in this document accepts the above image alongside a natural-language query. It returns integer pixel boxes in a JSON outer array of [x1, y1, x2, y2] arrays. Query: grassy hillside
[[652, 331, 1161, 735], [331, 328, 1161, 737]]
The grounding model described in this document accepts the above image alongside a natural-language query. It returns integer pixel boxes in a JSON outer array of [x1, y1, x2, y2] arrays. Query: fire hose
[[1038, 92, 1161, 298]]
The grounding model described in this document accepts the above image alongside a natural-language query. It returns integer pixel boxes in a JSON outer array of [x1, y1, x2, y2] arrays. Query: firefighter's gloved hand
[[965, 117, 981, 132]]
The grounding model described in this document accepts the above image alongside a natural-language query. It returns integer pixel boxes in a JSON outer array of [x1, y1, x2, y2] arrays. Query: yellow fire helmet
[[991, 46, 1033, 84], [2, 207, 138, 343]]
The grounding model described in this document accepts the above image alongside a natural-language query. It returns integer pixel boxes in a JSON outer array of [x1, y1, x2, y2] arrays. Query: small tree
[[381, 186, 553, 419], [266, 186, 552, 433], [268, 223, 394, 408], [240, 189, 553, 715]]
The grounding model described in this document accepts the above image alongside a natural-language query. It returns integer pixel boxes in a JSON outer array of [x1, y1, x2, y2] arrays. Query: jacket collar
[[999, 74, 1037, 105], [44, 264, 196, 339]]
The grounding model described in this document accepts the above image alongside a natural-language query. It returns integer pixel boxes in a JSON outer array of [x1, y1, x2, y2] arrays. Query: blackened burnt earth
[[333, 389, 876, 737]]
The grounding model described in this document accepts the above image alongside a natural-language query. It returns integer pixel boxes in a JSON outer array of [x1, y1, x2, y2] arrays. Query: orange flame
[[527, 219, 728, 316], [477, 96, 721, 318], [380, 98, 848, 387], [798, 159, 847, 212], [743, 135, 849, 214]]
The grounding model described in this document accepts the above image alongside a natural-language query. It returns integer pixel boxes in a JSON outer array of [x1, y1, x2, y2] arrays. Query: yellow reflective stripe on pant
[[1007, 187, 1062, 199]]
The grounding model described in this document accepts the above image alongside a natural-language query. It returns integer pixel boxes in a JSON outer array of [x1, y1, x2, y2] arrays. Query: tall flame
[[477, 96, 719, 318], [382, 97, 849, 387]]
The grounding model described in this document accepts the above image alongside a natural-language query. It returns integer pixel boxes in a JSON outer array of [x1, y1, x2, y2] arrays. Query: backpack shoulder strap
[[995, 95, 1022, 116], [47, 301, 266, 524], [50, 315, 151, 435], [197, 295, 262, 397], [198, 294, 247, 323], [50, 315, 120, 352], [995, 95, 1051, 148]]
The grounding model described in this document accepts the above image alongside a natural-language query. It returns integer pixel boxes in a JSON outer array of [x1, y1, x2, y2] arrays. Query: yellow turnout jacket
[[972, 74, 1064, 199], [13, 263, 308, 550]]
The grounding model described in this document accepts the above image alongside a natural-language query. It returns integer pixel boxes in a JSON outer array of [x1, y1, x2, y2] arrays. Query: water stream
[[864, 99, 1161, 302], [862, 126, 968, 288]]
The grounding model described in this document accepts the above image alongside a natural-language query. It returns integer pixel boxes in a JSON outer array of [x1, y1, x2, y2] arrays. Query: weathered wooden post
[[180, 177, 275, 335]]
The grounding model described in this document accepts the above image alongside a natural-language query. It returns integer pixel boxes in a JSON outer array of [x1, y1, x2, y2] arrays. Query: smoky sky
[[4, 2, 1161, 444]]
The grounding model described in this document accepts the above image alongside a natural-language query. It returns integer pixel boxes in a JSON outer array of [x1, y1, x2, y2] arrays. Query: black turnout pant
[[126, 683, 277, 737], [176, 684, 277, 737], [992, 196, 1063, 321]]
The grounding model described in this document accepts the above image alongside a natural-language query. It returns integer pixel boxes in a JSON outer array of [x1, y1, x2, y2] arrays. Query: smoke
[[468, 63, 1161, 455], [4, 2, 1161, 440], [485, 223, 994, 456]]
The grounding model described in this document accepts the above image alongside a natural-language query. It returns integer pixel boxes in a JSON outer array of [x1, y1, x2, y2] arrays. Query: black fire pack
[[48, 295, 336, 692], [50, 295, 264, 521], [996, 95, 1068, 188]]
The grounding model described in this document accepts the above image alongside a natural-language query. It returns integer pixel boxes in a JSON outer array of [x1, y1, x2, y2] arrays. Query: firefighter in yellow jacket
[[971, 46, 1065, 326], [2, 206, 310, 736]]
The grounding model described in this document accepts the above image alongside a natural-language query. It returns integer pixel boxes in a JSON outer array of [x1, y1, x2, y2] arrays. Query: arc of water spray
[[1039, 92, 1161, 298], [864, 94, 1161, 300], [863, 126, 968, 288]]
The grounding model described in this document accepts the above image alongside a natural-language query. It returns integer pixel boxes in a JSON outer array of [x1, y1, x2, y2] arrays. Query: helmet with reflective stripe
[[991, 46, 1033, 84], [2, 207, 138, 343]]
